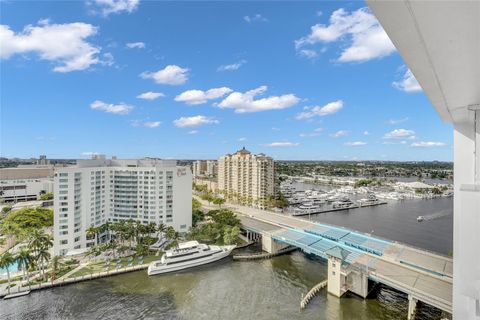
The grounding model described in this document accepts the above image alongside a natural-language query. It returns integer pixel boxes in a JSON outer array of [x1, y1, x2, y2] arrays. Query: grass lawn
[[68, 254, 161, 278]]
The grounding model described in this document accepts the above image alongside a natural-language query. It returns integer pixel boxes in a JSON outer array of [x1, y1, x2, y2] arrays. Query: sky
[[0, 0, 453, 161]]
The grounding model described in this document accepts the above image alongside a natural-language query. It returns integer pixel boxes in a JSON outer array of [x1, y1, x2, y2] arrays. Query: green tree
[[39, 192, 54, 200], [0, 251, 15, 294], [212, 197, 225, 208], [223, 226, 240, 245], [16, 248, 33, 289], [49, 256, 61, 281]]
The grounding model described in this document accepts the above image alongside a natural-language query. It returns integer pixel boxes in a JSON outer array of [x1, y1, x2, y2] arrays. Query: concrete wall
[[347, 270, 368, 298], [261, 234, 288, 254], [327, 257, 343, 297]]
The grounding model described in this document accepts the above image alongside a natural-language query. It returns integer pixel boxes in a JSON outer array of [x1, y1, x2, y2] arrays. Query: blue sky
[[0, 1, 453, 161]]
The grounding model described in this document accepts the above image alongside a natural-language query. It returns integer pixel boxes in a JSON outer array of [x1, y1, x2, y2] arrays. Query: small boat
[[417, 216, 424, 222], [147, 241, 235, 276]]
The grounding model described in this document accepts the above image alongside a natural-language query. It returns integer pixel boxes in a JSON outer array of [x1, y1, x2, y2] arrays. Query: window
[[332, 271, 336, 276], [60, 240, 68, 245]]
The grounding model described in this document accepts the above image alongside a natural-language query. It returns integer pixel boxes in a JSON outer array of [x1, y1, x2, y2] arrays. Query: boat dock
[[291, 201, 387, 216]]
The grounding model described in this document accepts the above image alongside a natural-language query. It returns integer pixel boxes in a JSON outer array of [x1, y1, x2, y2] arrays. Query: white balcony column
[[453, 108, 480, 320]]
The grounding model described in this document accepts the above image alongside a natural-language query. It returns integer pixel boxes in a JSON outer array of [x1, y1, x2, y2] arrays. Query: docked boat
[[332, 198, 356, 209], [147, 241, 235, 276], [357, 194, 381, 206], [417, 216, 424, 222]]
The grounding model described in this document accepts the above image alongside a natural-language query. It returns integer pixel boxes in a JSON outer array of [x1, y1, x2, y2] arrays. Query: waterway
[[0, 183, 452, 319], [0, 248, 448, 320]]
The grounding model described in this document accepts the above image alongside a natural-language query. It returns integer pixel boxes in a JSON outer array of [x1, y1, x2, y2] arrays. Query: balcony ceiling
[[367, 0, 480, 124]]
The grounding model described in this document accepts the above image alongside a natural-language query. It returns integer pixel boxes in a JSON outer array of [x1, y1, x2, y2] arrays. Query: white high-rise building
[[218, 147, 274, 207], [53, 157, 192, 256]]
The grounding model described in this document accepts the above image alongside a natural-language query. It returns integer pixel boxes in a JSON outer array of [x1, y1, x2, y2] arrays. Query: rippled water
[[0, 248, 449, 320]]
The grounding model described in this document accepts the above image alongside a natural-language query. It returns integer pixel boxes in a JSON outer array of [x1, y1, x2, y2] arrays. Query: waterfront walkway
[[0, 263, 150, 299]]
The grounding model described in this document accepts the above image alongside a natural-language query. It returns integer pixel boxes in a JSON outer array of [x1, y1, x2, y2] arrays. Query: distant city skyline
[[1, 1, 452, 161]]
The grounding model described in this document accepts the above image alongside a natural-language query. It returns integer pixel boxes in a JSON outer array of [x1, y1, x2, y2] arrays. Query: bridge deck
[[228, 203, 452, 313]]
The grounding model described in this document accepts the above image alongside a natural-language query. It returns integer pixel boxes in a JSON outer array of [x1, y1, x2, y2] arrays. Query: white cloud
[[383, 129, 416, 139], [126, 41, 145, 49], [300, 128, 323, 137], [262, 142, 299, 147], [296, 100, 344, 120], [217, 86, 300, 113], [295, 7, 395, 63], [363, 131, 370, 135], [140, 65, 189, 85], [136, 91, 165, 100], [188, 130, 199, 135], [272, 127, 280, 131], [0, 21, 102, 72], [393, 69, 422, 92], [330, 130, 349, 138], [89, 0, 139, 17], [175, 87, 232, 105], [238, 137, 247, 142], [90, 100, 133, 115], [298, 49, 318, 59], [345, 141, 367, 146], [387, 117, 409, 125], [217, 60, 247, 71], [244, 14, 268, 23], [411, 141, 447, 148], [144, 121, 161, 128], [173, 115, 219, 128]]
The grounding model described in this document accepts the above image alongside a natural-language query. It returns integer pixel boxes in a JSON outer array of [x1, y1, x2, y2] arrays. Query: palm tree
[[156, 223, 167, 240], [49, 256, 61, 281], [28, 230, 53, 280], [16, 248, 33, 290], [37, 246, 51, 281], [86, 226, 98, 245], [0, 252, 15, 294]]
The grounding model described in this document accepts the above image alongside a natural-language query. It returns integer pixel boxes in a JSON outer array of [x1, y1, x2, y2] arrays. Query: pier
[[233, 246, 296, 261], [300, 280, 328, 310]]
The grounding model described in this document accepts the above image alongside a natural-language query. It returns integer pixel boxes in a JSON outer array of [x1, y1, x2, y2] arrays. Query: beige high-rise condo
[[218, 147, 274, 208]]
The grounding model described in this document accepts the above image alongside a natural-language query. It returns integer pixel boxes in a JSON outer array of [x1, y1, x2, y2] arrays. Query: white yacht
[[357, 194, 381, 206], [332, 197, 356, 209], [147, 241, 235, 276]]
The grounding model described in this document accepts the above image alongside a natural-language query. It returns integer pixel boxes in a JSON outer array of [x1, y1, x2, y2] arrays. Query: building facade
[[218, 148, 274, 207], [192, 160, 217, 177], [53, 157, 192, 256]]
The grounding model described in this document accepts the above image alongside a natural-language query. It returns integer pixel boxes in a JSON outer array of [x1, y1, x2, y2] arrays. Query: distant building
[[37, 155, 50, 165], [0, 178, 54, 203], [0, 161, 55, 203], [192, 160, 217, 177], [218, 147, 274, 207], [53, 157, 192, 256], [193, 177, 218, 193]]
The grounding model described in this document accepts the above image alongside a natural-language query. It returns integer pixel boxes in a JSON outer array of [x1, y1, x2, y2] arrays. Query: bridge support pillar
[[408, 295, 418, 320], [262, 234, 288, 254]]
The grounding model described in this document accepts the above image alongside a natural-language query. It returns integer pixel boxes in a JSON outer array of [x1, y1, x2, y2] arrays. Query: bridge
[[199, 198, 452, 319]]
